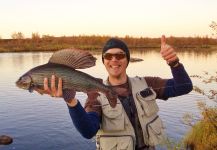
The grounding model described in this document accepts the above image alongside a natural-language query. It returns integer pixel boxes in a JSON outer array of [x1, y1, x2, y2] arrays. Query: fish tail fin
[[105, 89, 117, 108], [105, 87, 127, 108]]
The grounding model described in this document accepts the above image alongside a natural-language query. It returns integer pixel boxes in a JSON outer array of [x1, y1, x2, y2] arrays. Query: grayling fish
[[16, 49, 117, 107]]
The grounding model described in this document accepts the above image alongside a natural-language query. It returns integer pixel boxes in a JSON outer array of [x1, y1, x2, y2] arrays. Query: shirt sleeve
[[67, 101, 100, 139], [144, 76, 167, 99], [145, 63, 193, 100], [163, 63, 193, 99]]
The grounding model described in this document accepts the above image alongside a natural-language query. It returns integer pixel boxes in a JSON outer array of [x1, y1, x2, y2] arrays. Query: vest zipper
[[146, 115, 159, 139]]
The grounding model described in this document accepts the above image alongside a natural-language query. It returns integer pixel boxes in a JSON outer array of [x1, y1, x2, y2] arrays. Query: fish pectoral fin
[[34, 88, 45, 95], [87, 91, 100, 99]]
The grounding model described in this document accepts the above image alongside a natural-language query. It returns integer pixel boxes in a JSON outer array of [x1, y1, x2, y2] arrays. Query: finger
[[51, 75, 56, 95], [161, 47, 173, 57], [56, 78, 63, 97], [167, 56, 178, 63], [44, 78, 51, 94], [164, 52, 177, 61], [35, 88, 44, 95], [161, 35, 166, 47]]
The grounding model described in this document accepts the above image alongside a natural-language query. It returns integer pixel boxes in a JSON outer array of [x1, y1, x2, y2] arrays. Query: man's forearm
[[163, 63, 193, 99], [67, 101, 100, 139]]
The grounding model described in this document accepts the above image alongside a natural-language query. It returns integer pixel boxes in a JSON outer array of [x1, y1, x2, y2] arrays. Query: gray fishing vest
[[96, 77, 166, 150]]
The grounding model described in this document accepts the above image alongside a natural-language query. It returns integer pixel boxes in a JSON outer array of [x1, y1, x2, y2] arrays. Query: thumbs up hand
[[160, 35, 179, 67]]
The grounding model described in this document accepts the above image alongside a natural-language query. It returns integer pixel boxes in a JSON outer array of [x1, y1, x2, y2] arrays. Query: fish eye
[[20, 76, 26, 81], [20, 75, 31, 83]]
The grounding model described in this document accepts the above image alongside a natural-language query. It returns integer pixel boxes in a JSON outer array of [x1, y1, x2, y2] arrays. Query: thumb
[[161, 35, 166, 48]]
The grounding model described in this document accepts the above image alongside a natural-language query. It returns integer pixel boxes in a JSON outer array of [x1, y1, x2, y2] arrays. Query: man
[[42, 35, 193, 150]]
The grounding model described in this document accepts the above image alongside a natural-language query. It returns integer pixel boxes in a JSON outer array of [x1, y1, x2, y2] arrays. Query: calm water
[[0, 49, 217, 150]]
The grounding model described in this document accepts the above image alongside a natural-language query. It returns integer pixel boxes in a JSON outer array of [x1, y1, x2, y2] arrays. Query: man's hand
[[35, 75, 78, 107], [160, 35, 179, 67], [43, 75, 63, 97]]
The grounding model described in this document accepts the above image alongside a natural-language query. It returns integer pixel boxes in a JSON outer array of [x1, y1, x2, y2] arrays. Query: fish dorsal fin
[[48, 48, 96, 69]]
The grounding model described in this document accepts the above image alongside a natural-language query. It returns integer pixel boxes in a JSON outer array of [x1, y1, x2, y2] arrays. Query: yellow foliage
[[184, 102, 217, 150]]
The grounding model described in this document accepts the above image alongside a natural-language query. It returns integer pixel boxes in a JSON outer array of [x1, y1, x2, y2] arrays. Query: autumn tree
[[32, 32, 40, 40], [42, 34, 55, 39], [11, 32, 25, 39], [210, 21, 217, 38]]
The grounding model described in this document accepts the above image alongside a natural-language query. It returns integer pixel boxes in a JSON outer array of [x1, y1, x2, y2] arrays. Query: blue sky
[[0, 0, 217, 38]]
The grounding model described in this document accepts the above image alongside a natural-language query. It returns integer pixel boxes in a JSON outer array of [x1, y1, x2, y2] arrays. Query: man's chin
[[110, 73, 122, 79]]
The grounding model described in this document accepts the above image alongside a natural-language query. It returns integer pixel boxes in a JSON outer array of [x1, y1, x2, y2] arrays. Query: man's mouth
[[110, 65, 121, 69]]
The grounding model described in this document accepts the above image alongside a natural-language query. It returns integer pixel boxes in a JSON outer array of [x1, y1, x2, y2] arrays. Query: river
[[0, 49, 216, 149]]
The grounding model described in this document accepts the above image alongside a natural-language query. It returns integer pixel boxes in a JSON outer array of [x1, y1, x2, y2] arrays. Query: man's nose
[[110, 55, 118, 61]]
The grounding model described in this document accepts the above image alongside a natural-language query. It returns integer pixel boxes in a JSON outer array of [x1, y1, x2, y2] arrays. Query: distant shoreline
[[0, 36, 217, 53], [1, 45, 217, 53], [1, 46, 217, 53]]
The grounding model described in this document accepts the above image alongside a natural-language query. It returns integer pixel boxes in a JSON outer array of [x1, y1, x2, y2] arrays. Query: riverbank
[[1, 45, 217, 53], [0, 36, 217, 52]]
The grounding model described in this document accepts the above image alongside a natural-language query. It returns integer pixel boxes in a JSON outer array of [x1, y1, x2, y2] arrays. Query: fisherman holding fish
[[16, 35, 193, 150]]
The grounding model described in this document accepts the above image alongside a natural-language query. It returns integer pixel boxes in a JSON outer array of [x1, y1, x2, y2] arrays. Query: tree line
[[0, 32, 217, 52]]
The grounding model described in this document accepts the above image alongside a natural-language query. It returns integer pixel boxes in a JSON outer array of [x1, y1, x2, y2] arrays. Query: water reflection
[[0, 49, 216, 150]]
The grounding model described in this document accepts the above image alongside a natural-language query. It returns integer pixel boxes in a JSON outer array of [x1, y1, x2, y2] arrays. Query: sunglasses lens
[[103, 53, 113, 60], [115, 53, 126, 60], [103, 53, 126, 60]]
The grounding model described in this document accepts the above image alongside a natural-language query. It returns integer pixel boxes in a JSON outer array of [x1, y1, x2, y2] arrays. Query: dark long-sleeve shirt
[[67, 63, 193, 139]]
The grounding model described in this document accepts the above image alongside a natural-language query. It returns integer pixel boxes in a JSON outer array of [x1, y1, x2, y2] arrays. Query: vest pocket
[[146, 116, 166, 146], [102, 103, 125, 131], [97, 135, 134, 150], [136, 88, 159, 117]]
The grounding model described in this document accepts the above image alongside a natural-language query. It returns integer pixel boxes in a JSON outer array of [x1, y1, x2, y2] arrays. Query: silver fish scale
[[29, 64, 110, 93]]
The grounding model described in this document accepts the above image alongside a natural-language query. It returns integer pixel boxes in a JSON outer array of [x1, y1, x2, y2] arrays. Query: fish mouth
[[16, 82, 34, 92], [15, 79, 30, 90], [15, 74, 33, 92], [16, 81, 27, 90]]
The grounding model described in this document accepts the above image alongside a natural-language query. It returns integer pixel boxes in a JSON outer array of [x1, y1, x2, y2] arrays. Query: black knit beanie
[[102, 38, 130, 64]]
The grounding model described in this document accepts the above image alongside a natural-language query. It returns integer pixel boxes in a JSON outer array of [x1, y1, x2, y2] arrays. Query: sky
[[0, 0, 217, 39]]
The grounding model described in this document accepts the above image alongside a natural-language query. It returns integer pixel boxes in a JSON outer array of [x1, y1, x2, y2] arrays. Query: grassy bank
[[184, 102, 217, 149], [183, 73, 217, 149], [0, 35, 217, 52]]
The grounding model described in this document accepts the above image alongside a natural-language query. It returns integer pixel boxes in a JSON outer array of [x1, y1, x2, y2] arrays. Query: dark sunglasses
[[103, 53, 126, 60]]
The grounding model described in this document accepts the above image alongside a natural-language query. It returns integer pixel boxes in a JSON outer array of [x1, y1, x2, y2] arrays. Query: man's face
[[103, 48, 128, 78]]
